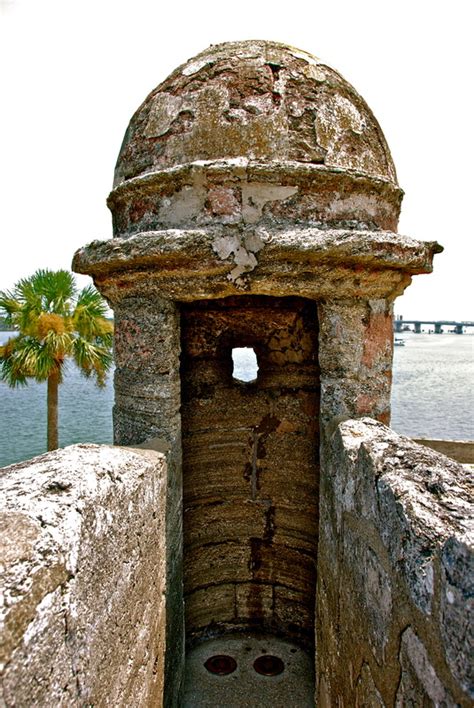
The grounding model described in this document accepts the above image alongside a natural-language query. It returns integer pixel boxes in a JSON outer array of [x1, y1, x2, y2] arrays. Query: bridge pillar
[[395, 318, 403, 333], [435, 323, 442, 334], [455, 324, 463, 334], [414, 322, 421, 333]]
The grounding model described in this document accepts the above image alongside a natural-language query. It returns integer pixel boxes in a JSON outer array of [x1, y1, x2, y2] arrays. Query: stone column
[[316, 296, 394, 706], [113, 296, 181, 447], [318, 298, 394, 440], [113, 294, 184, 706]]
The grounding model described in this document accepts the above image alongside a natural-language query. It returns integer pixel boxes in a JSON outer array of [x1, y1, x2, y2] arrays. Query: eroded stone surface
[[0, 444, 168, 707], [66, 38, 464, 708], [396, 628, 454, 706], [316, 418, 473, 706], [73, 227, 441, 304], [355, 663, 384, 707], [73, 41, 441, 313], [440, 535, 474, 698], [113, 41, 398, 186], [107, 162, 403, 236]]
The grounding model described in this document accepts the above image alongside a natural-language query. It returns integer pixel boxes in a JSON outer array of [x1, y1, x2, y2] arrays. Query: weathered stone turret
[[76, 40, 439, 306], [71, 41, 468, 707]]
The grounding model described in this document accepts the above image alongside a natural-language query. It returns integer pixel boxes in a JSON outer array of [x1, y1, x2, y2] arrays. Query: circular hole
[[253, 655, 285, 676], [204, 654, 237, 676]]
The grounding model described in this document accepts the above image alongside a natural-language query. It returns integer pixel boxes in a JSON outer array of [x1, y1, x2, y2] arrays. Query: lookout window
[[232, 347, 258, 382]]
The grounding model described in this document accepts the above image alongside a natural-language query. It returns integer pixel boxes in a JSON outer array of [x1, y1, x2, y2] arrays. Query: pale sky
[[1, 0, 472, 320]]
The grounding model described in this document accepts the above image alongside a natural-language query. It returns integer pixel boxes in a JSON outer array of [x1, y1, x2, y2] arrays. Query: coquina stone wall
[[317, 418, 473, 707], [0, 444, 171, 707], [1, 423, 472, 706]]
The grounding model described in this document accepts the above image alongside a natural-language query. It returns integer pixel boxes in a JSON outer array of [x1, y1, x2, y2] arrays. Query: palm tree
[[0, 269, 113, 451]]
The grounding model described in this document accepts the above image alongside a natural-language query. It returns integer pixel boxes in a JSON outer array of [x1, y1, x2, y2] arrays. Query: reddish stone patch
[[361, 312, 393, 367], [129, 198, 154, 224], [206, 186, 241, 216], [356, 393, 378, 416], [377, 410, 390, 426]]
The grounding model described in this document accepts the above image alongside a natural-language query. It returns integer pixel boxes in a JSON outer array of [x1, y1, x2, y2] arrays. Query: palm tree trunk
[[47, 370, 59, 451]]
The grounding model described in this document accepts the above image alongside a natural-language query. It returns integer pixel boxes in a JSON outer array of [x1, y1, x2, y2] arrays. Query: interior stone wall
[[317, 418, 473, 707], [180, 296, 319, 648]]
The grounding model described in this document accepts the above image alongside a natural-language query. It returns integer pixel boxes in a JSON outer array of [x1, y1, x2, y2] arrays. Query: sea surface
[[0, 331, 473, 468]]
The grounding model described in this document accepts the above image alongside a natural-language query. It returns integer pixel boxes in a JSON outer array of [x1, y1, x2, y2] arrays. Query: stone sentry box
[[73, 41, 441, 703]]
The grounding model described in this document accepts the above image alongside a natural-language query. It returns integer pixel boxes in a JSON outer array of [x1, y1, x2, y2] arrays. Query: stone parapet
[[0, 444, 171, 707], [317, 418, 474, 706]]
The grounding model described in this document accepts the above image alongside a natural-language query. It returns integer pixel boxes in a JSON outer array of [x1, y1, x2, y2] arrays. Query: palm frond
[[72, 336, 113, 388], [0, 292, 22, 328], [15, 269, 76, 315], [0, 335, 61, 385], [2, 270, 112, 390], [40, 270, 76, 314], [0, 337, 27, 386], [73, 286, 113, 341], [0, 354, 29, 387]]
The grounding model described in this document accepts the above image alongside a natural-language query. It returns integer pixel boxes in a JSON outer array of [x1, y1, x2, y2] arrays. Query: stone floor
[[182, 633, 315, 707]]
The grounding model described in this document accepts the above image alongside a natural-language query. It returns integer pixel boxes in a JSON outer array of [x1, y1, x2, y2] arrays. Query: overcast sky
[[1, 0, 472, 320]]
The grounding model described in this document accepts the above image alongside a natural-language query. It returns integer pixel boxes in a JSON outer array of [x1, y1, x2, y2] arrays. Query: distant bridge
[[394, 318, 474, 334]]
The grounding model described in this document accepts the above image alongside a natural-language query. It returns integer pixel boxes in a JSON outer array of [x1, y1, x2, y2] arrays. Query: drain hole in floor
[[253, 655, 285, 676], [204, 655, 237, 675]]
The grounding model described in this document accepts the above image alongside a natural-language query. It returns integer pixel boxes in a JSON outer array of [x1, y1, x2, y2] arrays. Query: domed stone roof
[[114, 40, 397, 188]]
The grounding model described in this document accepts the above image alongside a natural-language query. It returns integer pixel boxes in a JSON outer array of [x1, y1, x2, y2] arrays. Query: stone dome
[[114, 40, 398, 188]]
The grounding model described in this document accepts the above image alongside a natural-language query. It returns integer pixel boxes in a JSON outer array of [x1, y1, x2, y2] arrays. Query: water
[[0, 331, 113, 467], [1, 331, 473, 468], [390, 332, 473, 440]]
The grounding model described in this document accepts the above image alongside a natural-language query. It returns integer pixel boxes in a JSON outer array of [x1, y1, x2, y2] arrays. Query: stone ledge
[[413, 438, 474, 464], [75, 228, 439, 276], [108, 159, 403, 205], [73, 228, 441, 303]]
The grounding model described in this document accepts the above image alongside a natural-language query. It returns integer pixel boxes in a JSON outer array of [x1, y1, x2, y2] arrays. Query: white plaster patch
[[211, 229, 267, 284], [242, 94, 274, 116], [182, 57, 213, 76], [327, 193, 379, 220], [334, 95, 365, 134], [306, 65, 327, 83], [315, 94, 368, 172], [290, 48, 322, 66], [241, 183, 298, 224], [144, 93, 184, 138], [288, 99, 306, 118], [158, 185, 206, 226]]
